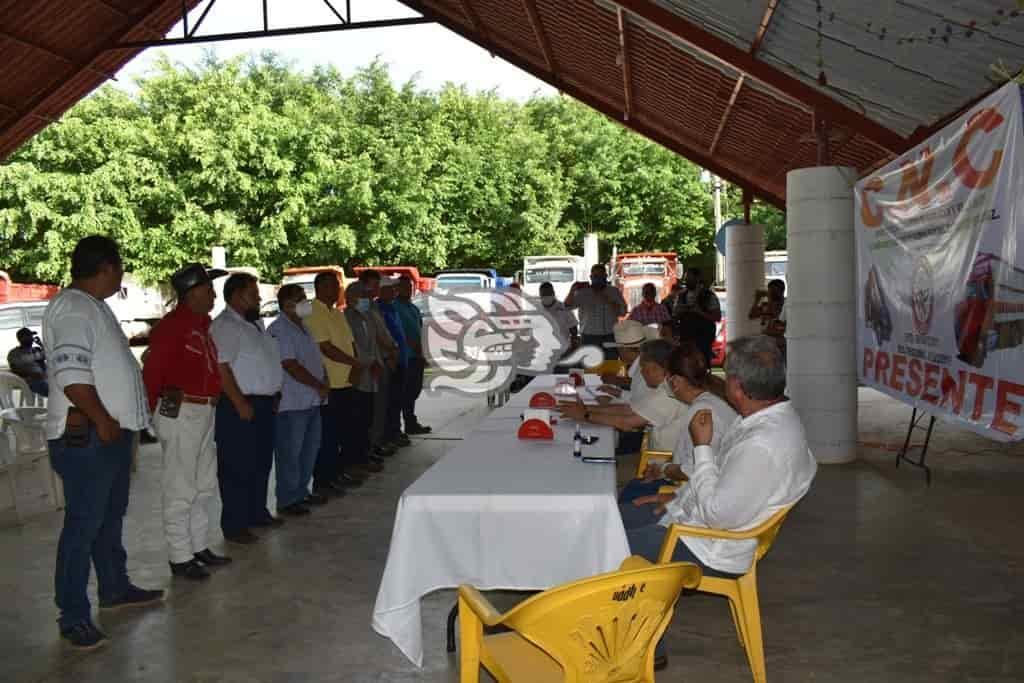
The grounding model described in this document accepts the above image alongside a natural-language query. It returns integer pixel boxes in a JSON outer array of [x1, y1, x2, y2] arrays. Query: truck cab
[[612, 252, 679, 310], [520, 256, 587, 301]]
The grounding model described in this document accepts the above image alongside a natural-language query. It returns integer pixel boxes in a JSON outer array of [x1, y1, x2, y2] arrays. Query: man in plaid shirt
[[628, 283, 671, 326]]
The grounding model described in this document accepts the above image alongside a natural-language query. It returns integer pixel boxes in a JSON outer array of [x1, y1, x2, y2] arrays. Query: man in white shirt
[[538, 281, 579, 353], [564, 263, 627, 359], [211, 273, 284, 545], [43, 236, 163, 650], [623, 335, 817, 577]]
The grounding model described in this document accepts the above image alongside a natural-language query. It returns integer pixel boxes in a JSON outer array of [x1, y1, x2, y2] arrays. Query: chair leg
[[736, 576, 766, 683], [457, 596, 481, 683], [6, 464, 21, 525], [727, 595, 747, 650], [446, 602, 459, 653]]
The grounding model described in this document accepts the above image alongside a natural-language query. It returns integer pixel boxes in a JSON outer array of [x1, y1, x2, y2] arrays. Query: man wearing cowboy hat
[[143, 263, 233, 581]]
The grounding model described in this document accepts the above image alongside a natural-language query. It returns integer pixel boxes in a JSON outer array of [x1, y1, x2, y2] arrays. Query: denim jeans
[[274, 407, 322, 508], [48, 428, 133, 630]]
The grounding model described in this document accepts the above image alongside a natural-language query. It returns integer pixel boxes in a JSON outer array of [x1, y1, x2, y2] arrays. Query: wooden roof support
[[749, 0, 780, 57], [0, 30, 118, 80], [457, 0, 490, 43], [709, 75, 744, 154], [521, 0, 558, 82], [612, 0, 905, 153], [616, 7, 634, 121]]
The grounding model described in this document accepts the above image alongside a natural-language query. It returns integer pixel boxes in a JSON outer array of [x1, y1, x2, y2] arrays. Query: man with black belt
[[211, 273, 283, 544], [143, 264, 233, 580], [43, 236, 163, 650]]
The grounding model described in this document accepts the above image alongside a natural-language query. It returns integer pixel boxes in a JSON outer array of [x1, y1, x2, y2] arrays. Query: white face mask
[[294, 300, 313, 318], [541, 295, 555, 307]]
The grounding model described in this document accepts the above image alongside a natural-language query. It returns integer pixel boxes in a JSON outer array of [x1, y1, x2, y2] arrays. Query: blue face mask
[[590, 275, 607, 287], [356, 298, 371, 313]]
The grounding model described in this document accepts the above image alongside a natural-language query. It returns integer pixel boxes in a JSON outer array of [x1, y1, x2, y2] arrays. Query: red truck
[[352, 266, 435, 293], [611, 252, 679, 311], [0, 270, 59, 304]]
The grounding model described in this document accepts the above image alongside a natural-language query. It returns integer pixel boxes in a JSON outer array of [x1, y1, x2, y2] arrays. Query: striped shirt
[[42, 288, 149, 440]]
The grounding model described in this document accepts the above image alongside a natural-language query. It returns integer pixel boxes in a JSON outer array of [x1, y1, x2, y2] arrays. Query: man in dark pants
[[42, 235, 163, 650], [394, 275, 431, 435], [673, 267, 721, 367], [343, 282, 383, 478], [211, 273, 284, 544], [305, 271, 363, 494], [376, 277, 411, 449]]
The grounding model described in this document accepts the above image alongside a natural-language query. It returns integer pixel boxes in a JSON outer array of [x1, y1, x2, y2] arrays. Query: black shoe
[[336, 473, 363, 488], [313, 484, 342, 498], [252, 516, 285, 528], [361, 460, 384, 473], [278, 503, 311, 516], [140, 430, 159, 444], [373, 444, 397, 457], [194, 549, 232, 566], [654, 654, 668, 671], [61, 621, 108, 650], [369, 455, 386, 465], [99, 584, 165, 609], [169, 559, 210, 581], [406, 424, 432, 435], [224, 530, 260, 544], [305, 493, 329, 506]]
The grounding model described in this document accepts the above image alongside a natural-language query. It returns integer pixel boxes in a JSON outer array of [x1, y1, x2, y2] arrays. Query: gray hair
[[724, 335, 786, 400], [639, 339, 674, 369]]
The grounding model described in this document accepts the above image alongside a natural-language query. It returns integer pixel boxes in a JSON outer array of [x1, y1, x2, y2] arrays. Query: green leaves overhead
[[0, 54, 784, 285]]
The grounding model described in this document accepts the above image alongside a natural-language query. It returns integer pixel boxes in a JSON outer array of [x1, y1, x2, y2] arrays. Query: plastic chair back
[[0, 372, 34, 410], [584, 359, 624, 376], [500, 561, 700, 680]]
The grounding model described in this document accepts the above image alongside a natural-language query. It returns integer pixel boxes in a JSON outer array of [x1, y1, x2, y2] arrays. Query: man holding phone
[[43, 236, 164, 650], [565, 263, 627, 359]]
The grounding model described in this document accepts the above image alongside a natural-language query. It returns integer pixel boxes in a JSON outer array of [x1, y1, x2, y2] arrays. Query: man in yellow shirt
[[305, 272, 364, 496]]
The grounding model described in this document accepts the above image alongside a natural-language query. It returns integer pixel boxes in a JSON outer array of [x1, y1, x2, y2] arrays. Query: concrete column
[[786, 166, 858, 464], [726, 222, 765, 341]]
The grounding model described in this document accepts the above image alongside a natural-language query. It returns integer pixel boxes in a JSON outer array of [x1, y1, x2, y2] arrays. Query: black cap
[[171, 263, 227, 297]]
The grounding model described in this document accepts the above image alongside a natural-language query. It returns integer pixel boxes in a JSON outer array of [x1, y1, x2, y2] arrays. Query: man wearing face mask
[[673, 267, 721, 366], [268, 285, 329, 516], [538, 281, 579, 354], [143, 263, 231, 581], [342, 282, 385, 479], [559, 339, 687, 452], [394, 275, 431, 436], [210, 273, 284, 544], [565, 264, 627, 360]]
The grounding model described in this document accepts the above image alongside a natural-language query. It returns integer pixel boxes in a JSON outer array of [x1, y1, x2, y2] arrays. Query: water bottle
[[573, 424, 582, 458]]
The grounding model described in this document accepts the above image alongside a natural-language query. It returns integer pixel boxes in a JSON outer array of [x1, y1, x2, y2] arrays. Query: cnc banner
[[856, 82, 1024, 440]]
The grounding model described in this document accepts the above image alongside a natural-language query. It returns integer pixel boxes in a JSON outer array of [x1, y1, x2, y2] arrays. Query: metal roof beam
[[749, 0, 780, 57], [611, 0, 905, 153], [521, 0, 558, 82], [709, 75, 743, 155], [397, 1, 786, 209], [616, 7, 634, 121]]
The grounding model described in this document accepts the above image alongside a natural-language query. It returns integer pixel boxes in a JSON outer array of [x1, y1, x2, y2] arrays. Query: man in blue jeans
[[268, 284, 330, 516], [42, 236, 164, 650]]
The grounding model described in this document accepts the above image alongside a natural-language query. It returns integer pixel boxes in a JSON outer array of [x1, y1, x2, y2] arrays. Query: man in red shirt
[[143, 264, 232, 581]]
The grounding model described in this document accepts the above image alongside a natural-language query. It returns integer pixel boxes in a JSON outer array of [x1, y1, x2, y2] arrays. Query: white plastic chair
[[0, 407, 63, 522], [0, 371, 45, 409]]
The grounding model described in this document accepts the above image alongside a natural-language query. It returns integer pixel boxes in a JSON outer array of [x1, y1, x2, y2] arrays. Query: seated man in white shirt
[[621, 335, 817, 577], [559, 338, 686, 454]]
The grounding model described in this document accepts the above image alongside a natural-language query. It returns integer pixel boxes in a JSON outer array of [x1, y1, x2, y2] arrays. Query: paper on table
[[523, 408, 553, 424]]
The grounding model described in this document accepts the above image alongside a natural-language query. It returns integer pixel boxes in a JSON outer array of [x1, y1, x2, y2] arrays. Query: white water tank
[[726, 222, 765, 341], [584, 233, 599, 271], [786, 166, 858, 464]]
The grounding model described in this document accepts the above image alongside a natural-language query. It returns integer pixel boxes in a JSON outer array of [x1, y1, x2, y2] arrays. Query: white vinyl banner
[[855, 82, 1024, 440]]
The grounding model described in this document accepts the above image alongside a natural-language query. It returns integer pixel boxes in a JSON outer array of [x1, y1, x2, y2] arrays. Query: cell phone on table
[[581, 456, 615, 464]]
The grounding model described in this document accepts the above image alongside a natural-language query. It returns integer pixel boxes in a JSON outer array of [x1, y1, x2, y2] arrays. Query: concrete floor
[[1, 387, 1023, 682]]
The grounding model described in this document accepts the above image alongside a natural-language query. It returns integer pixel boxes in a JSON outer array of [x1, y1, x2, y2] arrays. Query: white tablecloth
[[371, 376, 629, 666]]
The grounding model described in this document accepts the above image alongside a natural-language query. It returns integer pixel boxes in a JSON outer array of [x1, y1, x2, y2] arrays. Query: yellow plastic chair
[[584, 359, 624, 376], [635, 431, 684, 495], [457, 556, 702, 683], [656, 505, 794, 683]]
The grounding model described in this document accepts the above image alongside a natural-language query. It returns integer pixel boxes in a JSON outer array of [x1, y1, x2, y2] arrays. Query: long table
[[371, 375, 629, 666]]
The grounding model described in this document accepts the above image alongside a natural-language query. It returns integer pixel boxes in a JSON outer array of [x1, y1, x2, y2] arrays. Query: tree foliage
[[0, 54, 784, 284]]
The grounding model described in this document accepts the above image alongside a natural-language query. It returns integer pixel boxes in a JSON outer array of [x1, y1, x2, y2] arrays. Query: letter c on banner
[[860, 177, 885, 228], [953, 107, 1005, 189]]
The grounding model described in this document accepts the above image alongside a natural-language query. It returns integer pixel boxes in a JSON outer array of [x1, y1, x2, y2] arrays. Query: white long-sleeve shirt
[[660, 400, 817, 575], [669, 391, 738, 477]]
